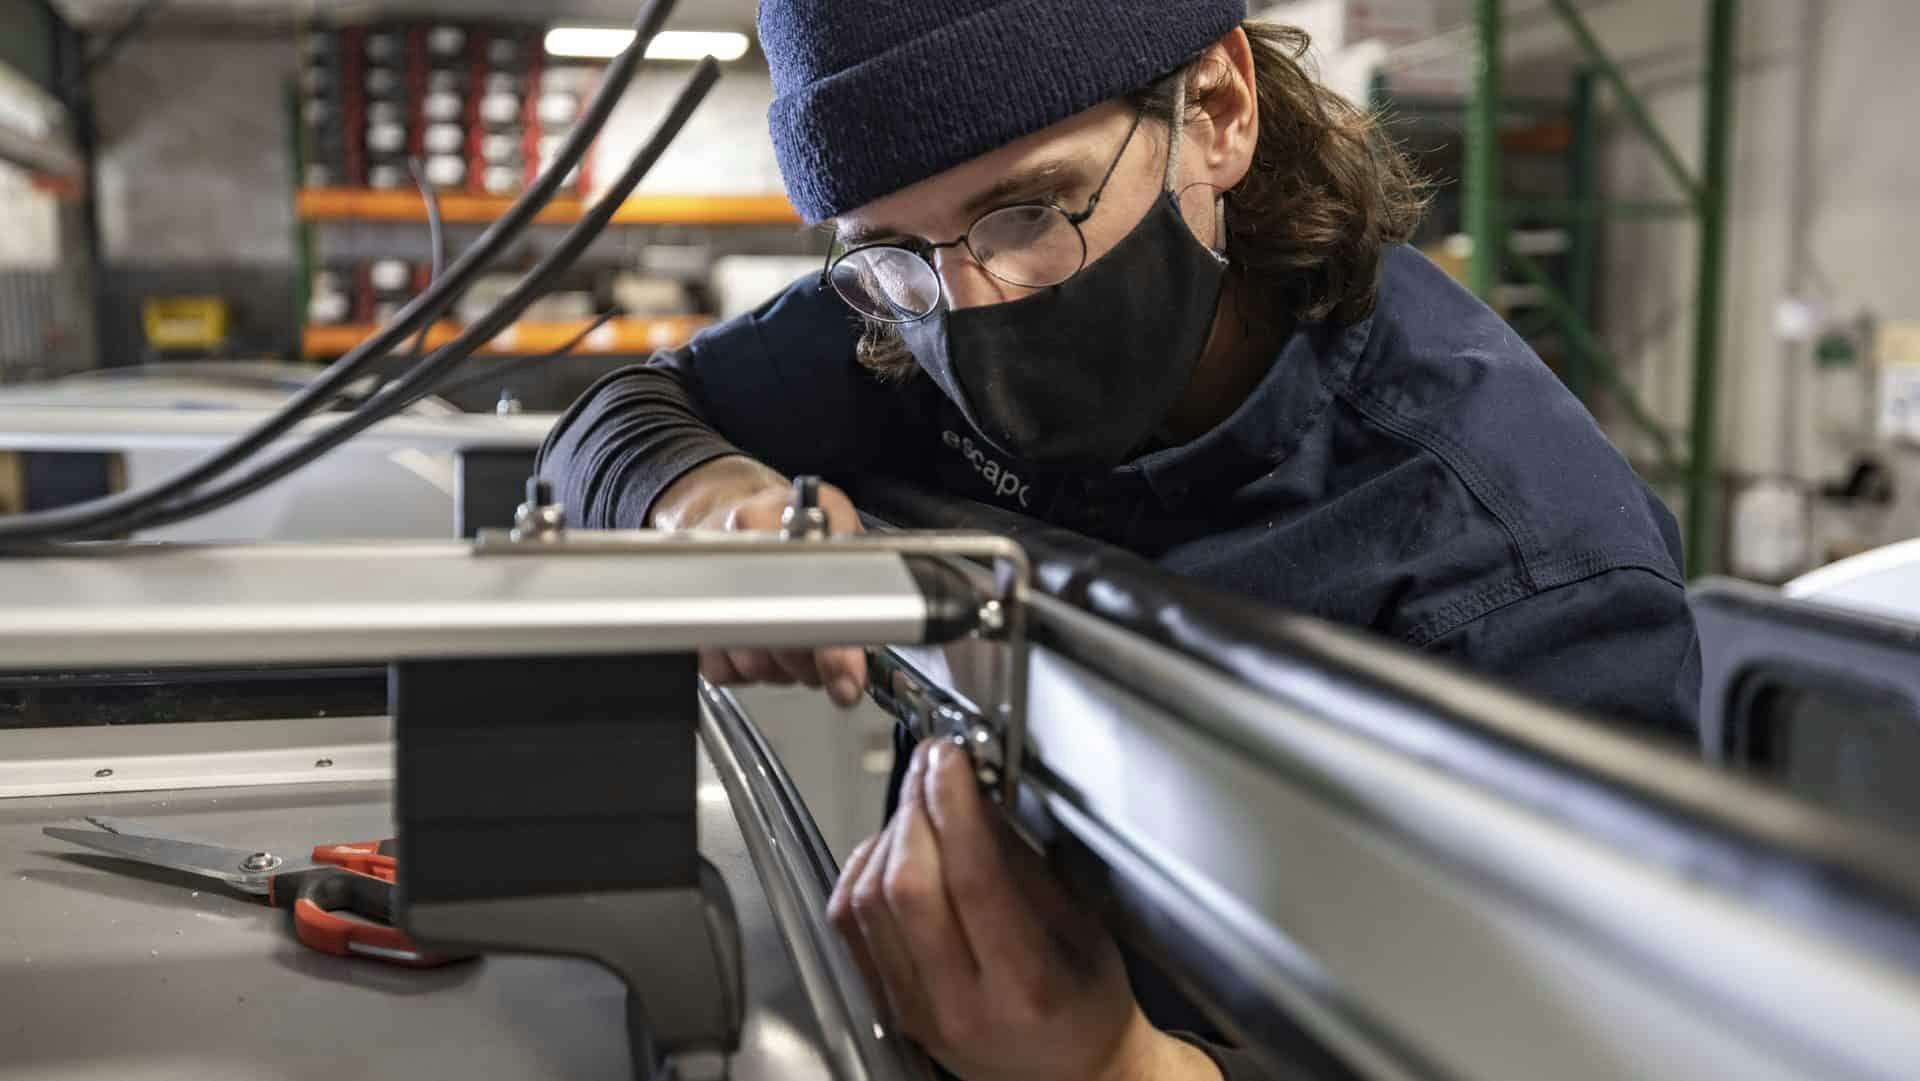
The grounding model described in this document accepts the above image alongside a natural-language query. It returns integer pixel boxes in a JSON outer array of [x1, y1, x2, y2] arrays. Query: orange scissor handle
[[311, 839, 397, 883], [279, 865, 465, 969]]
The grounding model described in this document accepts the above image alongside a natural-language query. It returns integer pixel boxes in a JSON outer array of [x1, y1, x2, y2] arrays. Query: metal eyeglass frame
[[820, 106, 1150, 324]]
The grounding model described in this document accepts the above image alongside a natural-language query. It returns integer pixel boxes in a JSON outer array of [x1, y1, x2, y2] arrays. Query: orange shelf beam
[[296, 187, 801, 226], [302, 316, 713, 360]]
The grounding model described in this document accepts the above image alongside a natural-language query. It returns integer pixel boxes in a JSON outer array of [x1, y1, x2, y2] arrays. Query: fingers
[[706, 482, 869, 702], [699, 649, 742, 686], [882, 744, 979, 1018], [770, 649, 825, 689], [821, 646, 869, 708], [998, 808, 1106, 960], [923, 740, 1056, 979], [852, 814, 933, 1035], [704, 646, 864, 702], [818, 483, 866, 536], [724, 649, 791, 686], [828, 835, 887, 1013]]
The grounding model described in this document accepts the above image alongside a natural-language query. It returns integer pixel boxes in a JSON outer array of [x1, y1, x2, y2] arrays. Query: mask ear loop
[[1166, 71, 1230, 266], [1164, 73, 1188, 192]]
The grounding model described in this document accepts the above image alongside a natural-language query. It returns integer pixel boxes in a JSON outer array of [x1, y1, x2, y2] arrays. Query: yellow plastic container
[[142, 297, 232, 352]]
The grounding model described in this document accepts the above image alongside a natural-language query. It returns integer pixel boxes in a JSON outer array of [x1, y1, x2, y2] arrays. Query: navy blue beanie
[[760, 0, 1248, 223]]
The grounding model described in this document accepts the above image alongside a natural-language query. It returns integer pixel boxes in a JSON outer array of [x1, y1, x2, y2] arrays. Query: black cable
[[0, 0, 679, 543], [108, 59, 721, 538], [428, 309, 623, 403]]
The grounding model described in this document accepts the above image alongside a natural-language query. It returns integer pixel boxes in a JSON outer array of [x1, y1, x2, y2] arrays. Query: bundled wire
[[0, 0, 681, 544], [104, 59, 721, 538], [346, 157, 450, 408], [397, 156, 449, 369]]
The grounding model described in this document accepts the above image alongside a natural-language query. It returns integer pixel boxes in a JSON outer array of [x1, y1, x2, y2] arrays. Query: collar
[[1132, 310, 1375, 507]]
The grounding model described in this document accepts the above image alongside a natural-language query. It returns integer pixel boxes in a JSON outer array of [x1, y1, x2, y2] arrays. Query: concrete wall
[[593, 63, 785, 199], [93, 35, 299, 266], [1589, 0, 1920, 554]]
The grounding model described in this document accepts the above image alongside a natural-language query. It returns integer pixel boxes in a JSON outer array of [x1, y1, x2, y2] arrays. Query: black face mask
[[899, 190, 1229, 471]]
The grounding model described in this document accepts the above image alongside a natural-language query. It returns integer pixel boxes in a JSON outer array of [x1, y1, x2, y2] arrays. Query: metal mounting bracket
[[480, 476, 1032, 802]]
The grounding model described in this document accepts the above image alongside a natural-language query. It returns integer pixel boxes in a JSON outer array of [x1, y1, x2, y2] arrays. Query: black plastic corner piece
[[391, 652, 743, 1077], [392, 652, 700, 902]]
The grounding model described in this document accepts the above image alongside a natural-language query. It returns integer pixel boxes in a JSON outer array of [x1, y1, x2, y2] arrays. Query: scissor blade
[[42, 827, 282, 892], [86, 816, 227, 848]]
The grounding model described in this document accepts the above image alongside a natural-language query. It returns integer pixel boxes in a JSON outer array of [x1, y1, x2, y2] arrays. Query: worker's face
[[833, 48, 1255, 313]]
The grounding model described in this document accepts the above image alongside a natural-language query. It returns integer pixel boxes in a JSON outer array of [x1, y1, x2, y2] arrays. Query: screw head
[[240, 852, 279, 873], [977, 600, 1007, 635]]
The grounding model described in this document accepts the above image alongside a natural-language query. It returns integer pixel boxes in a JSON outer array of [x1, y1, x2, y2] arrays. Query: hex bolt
[[780, 475, 830, 540], [511, 476, 567, 541]]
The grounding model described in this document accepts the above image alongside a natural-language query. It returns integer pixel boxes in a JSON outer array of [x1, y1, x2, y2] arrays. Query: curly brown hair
[[854, 21, 1429, 377]]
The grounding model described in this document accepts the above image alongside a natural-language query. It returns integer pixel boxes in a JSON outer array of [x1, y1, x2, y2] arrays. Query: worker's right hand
[[652, 456, 871, 707]]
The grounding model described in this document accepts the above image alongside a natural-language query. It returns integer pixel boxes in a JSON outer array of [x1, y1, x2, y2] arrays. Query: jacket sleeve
[[539, 273, 938, 527], [1424, 566, 1703, 744]]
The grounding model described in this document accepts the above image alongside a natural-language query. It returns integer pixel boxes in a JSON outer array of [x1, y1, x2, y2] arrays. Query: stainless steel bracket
[[477, 477, 1032, 802]]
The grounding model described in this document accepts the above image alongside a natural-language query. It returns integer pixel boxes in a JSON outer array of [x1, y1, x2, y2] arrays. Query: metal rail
[[884, 581, 1920, 1081]]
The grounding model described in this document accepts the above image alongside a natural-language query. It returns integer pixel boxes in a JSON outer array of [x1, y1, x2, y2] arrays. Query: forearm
[[538, 365, 751, 529], [650, 454, 789, 531]]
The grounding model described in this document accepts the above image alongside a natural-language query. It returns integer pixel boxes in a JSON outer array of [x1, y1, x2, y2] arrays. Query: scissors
[[43, 816, 464, 969]]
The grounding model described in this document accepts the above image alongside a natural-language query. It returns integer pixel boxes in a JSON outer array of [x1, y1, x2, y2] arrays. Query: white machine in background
[[0, 364, 554, 541], [1786, 537, 1920, 621]]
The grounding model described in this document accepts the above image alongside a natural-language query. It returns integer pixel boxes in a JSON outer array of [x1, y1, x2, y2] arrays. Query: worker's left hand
[[829, 739, 1221, 1081]]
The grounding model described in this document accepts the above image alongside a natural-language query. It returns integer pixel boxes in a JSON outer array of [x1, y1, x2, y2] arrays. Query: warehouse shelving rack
[[1378, 0, 1740, 577]]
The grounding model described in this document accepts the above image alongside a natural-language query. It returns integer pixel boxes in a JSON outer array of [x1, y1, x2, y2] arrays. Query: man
[[543, 2, 1702, 1077]]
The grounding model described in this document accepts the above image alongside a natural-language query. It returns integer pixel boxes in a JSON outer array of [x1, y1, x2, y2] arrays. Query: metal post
[[1685, 0, 1739, 579], [44, 3, 106, 371], [287, 80, 312, 363], [1565, 69, 1598, 404], [1545, 0, 1704, 208], [1466, 0, 1503, 301], [1508, 247, 1680, 470]]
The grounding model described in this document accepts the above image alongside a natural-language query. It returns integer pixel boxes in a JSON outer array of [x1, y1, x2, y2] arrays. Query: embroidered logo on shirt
[[943, 431, 1032, 509]]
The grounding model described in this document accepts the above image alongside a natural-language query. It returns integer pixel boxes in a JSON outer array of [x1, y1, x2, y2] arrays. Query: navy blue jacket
[[543, 245, 1701, 738]]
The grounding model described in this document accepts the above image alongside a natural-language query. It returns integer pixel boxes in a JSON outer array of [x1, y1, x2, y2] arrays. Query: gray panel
[[0, 703, 919, 1080]]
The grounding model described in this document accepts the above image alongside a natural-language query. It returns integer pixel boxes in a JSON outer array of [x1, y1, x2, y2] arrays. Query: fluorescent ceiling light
[[544, 28, 751, 62]]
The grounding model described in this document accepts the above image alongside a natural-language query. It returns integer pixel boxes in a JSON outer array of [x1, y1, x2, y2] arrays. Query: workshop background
[[1, 0, 1917, 853]]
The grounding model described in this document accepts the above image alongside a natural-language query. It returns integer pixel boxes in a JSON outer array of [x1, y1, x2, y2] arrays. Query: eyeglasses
[[823, 108, 1147, 324]]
